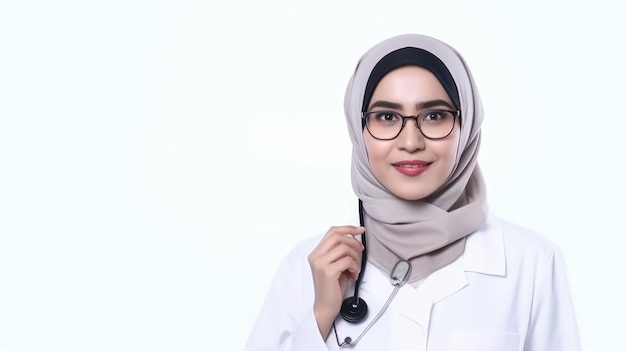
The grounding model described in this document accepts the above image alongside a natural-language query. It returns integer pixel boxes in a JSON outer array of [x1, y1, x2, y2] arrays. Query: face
[[363, 65, 460, 201]]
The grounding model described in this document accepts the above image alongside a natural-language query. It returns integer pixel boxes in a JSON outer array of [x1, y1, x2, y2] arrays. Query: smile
[[392, 161, 431, 176]]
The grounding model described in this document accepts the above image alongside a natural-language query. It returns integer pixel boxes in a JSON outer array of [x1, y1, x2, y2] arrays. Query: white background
[[1, 0, 624, 350]]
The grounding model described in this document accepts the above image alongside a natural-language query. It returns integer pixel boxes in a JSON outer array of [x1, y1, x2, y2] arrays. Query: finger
[[313, 229, 364, 257], [309, 226, 365, 265], [309, 238, 361, 265], [320, 234, 364, 256], [321, 225, 365, 240], [310, 241, 362, 277], [321, 243, 362, 268], [336, 255, 361, 276], [320, 255, 361, 280]]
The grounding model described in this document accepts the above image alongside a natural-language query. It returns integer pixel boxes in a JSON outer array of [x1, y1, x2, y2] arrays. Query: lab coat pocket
[[448, 330, 522, 351]]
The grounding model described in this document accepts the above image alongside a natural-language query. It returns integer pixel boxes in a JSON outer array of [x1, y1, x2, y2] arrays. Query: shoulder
[[489, 213, 565, 275], [493, 214, 559, 255], [466, 213, 559, 258], [283, 232, 324, 264], [464, 212, 568, 288]]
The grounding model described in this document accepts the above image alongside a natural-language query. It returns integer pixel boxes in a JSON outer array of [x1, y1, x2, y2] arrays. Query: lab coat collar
[[463, 213, 506, 277], [356, 214, 506, 326], [418, 213, 506, 305]]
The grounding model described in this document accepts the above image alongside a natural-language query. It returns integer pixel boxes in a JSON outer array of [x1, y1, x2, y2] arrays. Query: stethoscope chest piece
[[334, 259, 413, 347], [340, 296, 368, 323], [334, 200, 414, 347]]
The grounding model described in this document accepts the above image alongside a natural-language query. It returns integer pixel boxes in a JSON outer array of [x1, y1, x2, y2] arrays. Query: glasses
[[362, 109, 460, 140]]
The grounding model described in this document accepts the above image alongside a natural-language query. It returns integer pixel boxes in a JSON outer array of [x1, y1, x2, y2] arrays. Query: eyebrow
[[368, 99, 455, 111]]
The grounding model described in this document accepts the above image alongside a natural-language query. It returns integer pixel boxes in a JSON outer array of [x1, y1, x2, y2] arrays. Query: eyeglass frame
[[361, 109, 461, 141]]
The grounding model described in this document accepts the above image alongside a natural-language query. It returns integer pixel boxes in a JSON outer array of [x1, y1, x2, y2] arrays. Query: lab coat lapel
[[357, 214, 505, 329], [358, 258, 467, 333]]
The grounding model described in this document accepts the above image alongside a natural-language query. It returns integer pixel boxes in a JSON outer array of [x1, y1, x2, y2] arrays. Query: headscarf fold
[[344, 34, 488, 283]]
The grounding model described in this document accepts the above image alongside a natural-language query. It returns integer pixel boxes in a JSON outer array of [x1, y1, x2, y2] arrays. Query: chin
[[393, 191, 431, 202], [388, 183, 440, 201]]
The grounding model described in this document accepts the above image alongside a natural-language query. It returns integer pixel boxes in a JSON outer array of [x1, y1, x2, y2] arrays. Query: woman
[[244, 34, 580, 350]]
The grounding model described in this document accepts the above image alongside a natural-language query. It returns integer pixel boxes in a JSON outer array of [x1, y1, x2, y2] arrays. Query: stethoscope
[[333, 200, 412, 348]]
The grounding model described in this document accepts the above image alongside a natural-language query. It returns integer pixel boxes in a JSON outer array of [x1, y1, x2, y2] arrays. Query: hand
[[307, 225, 365, 339]]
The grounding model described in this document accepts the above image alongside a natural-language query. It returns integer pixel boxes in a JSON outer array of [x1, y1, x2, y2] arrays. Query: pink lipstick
[[392, 160, 431, 176]]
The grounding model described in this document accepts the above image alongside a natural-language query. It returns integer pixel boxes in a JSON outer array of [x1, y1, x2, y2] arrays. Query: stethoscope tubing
[[334, 200, 411, 348]]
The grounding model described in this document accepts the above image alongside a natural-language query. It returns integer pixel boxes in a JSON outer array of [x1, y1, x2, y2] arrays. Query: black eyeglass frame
[[361, 109, 461, 141]]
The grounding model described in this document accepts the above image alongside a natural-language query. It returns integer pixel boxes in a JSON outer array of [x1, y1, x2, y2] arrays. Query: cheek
[[363, 134, 375, 166], [439, 133, 461, 173], [363, 132, 387, 171]]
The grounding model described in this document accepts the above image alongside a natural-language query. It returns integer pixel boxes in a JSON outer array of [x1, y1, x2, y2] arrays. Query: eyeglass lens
[[365, 110, 456, 140]]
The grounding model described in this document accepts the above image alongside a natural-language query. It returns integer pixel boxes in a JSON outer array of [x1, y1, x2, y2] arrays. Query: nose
[[396, 118, 426, 152]]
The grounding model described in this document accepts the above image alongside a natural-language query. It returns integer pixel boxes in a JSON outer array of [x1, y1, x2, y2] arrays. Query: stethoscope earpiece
[[340, 296, 368, 323]]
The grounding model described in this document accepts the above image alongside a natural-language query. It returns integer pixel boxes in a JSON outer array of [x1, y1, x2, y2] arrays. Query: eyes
[[374, 112, 399, 123], [363, 109, 459, 140], [369, 110, 453, 124]]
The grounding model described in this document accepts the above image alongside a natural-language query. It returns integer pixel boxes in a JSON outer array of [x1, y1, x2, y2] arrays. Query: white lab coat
[[245, 214, 580, 350]]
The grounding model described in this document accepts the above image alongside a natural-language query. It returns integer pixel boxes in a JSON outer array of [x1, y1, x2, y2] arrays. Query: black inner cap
[[361, 47, 460, 113]]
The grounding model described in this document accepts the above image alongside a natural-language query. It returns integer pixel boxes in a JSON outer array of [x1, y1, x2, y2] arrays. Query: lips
[[392, 160, 431, 176]]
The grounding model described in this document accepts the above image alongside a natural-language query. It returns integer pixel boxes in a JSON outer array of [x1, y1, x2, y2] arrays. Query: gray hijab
[[344, 34, 488, 283]]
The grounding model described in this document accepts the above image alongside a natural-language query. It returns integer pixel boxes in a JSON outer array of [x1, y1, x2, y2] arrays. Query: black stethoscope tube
[[334, 201, 412, 347], [354, 200, 367, 303], [339, 200, 369, 323]]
